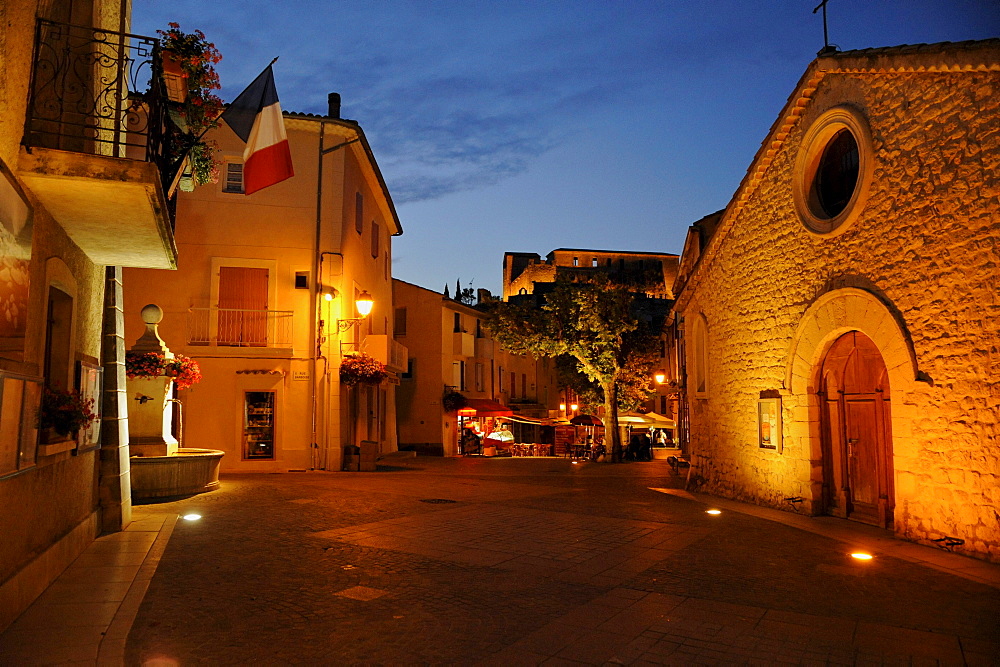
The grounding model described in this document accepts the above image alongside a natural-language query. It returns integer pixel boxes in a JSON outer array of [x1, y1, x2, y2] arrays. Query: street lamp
[[654, 369, 667, 385], [337, 290, 374, 332]]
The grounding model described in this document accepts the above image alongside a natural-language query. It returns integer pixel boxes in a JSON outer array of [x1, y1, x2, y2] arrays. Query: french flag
[[220, 65, 294, 195]]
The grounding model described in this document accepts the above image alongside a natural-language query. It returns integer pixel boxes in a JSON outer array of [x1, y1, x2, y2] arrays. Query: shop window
[[244, 391, 275, 459], [222, 162, 244, 194], [0, 374, 42, 476]]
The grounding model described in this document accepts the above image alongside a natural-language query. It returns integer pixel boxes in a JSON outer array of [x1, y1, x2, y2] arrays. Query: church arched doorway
[[818, 331, 894, 528]]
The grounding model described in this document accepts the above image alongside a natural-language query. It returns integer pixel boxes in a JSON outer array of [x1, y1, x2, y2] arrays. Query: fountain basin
[[130, 447, 225, 500]]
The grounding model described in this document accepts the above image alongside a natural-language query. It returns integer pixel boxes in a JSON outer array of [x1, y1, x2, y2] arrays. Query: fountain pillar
[[127, 304, 178, 457]]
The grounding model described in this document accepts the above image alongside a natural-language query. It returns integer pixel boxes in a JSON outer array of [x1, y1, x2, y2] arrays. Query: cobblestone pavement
[[122, 456, 1000, 666]]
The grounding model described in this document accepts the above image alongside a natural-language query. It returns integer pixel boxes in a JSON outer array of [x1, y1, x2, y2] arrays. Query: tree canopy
[[486, 274, 664, 460]]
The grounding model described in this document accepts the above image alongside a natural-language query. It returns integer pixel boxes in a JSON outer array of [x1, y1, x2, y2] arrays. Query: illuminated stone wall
[[677, 43, 1000, 562]]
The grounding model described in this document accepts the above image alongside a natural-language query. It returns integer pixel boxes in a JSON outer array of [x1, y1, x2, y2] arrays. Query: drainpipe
[[311, 96, 360, 470]]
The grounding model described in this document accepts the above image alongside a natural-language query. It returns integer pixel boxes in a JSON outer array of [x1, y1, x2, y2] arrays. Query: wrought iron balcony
[[17, 19, 178, 269], [23, 19, 170, 168], [187, 308, 294, 351]]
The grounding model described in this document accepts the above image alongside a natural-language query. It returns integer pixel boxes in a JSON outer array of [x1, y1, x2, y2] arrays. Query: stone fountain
[[128, 304, 224, 500]]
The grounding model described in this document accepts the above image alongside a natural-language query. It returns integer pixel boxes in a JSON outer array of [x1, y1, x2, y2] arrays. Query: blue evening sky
[[132, 1, 999, 296]]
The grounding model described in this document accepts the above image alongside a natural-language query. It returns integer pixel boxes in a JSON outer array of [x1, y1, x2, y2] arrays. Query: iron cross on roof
[[813, 0, 840, 56]]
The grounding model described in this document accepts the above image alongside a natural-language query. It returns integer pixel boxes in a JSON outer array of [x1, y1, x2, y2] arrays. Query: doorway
[[818, 331, 894, 528]]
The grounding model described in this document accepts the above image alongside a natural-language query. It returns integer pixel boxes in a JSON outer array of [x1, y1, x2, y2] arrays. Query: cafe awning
[[462, 399, 514, 416]]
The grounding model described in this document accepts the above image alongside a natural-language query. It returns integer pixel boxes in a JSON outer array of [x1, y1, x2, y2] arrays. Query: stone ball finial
[[141, 304, 163, 325]]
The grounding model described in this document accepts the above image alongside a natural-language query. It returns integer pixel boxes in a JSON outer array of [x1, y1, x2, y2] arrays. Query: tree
[[486, 274, 663, 461]]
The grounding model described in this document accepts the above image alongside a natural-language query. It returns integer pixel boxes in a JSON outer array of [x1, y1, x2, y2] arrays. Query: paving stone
[[108, 457, 1000, 665]]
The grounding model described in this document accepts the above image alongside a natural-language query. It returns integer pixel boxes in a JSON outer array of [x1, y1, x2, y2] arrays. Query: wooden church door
[[819, 331, 894, 528]]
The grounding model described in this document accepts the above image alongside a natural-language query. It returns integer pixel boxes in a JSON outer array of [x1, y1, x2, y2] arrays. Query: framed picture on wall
[[77, 360, 103, 449], [758, 397, 781, 451]]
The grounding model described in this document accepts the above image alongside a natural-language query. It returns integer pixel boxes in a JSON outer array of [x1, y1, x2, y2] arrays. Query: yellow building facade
[[0, 0, 178, 629], [673, 41, 1000, 562], [124, 101, 405, 473], [394, 279, 557, 456]]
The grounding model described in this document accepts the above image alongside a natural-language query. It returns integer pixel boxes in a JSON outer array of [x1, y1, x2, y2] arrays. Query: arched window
[[691, 314, 709, 398]]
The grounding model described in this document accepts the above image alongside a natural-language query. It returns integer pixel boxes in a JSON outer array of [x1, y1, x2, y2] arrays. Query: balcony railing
[[23, 19, 172, 188], [187, 308, 293, 349]]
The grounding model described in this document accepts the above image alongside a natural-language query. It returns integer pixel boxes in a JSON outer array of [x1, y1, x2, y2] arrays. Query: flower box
[[161, 51, 188, 103]]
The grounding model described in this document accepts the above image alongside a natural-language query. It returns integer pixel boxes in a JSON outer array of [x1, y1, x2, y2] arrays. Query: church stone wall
[[682, 66, 1000, 562]]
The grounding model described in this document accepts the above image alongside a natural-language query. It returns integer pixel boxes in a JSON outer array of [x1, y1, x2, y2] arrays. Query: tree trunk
[[602, 379, 622, 462]]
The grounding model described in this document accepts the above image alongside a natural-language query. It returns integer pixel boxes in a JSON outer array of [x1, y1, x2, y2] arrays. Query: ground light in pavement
[[705, 509, 722, 515], [181, 514, 202, 521], [851, 552, 874, 560]]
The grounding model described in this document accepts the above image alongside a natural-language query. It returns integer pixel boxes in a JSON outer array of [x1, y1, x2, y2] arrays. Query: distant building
[[393, 279, 557, 456], [124, 95, 405, 473], [502, 248, 679, 420], [672, 40, 1000, 562], [1, 1, 178, 629]]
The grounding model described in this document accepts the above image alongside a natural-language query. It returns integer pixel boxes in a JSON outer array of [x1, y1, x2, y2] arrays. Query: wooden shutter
[[218, 267, 268, 346]]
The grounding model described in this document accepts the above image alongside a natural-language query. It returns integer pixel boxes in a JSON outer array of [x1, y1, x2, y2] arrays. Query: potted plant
[[125, 352, 203, 390], [339, 353, 387, 386], [38, 389, 96, 441]]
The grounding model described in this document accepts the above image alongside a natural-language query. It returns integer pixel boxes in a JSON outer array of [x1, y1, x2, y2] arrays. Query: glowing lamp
[[559, 403, 566, 411], [705, 509, 722, 515], [457, 408, 477, 417], [323, 292, 334, 302], [355, 291, 374, 317], [182, 514, 202, 521], [654, 370, 667, 384], [570, 403, 579, 411], [337, 291, 375, 332], [850, 552, 873, 560]]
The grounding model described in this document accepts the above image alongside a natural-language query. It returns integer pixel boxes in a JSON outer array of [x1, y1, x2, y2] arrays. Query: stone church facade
[[672, 41, 999, 562]]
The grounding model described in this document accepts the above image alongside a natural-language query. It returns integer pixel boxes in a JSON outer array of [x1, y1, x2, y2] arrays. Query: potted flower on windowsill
[[339, 353, 387, 386], [38, 388, 96, 444]]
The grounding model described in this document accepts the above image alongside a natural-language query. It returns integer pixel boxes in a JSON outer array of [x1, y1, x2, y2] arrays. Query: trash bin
[[359, 440, 378, 472], [342, 445, 360, 471]]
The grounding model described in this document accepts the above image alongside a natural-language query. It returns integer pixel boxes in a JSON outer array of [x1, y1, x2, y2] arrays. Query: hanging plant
[[442, 390, 467, 413], [189, 139, 221, 186], [339, 353, 387, 386], [38, 389, 96, 437], [126, 352, 203, 391], [157, 22, 224, 188]]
